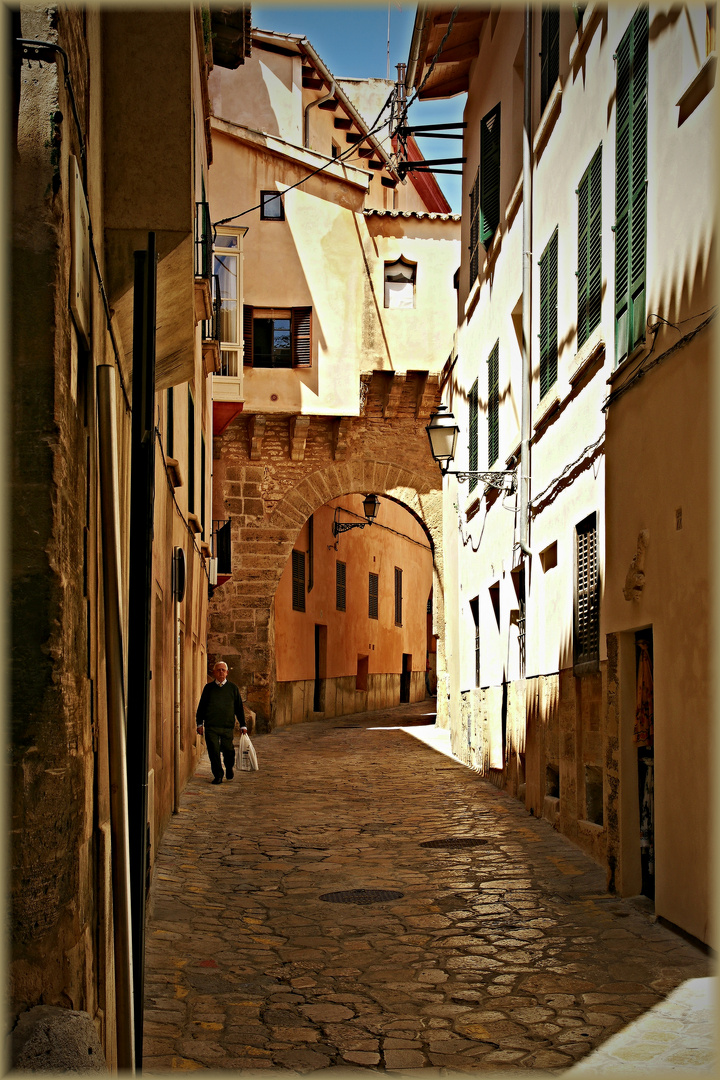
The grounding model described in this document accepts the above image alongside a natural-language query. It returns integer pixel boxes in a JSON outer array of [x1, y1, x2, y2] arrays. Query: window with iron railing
[[212, 518, 232, 575], [203, 273, 221, 345]]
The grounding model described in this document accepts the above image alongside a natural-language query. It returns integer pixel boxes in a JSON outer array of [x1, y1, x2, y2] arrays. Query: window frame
[[336, 560, 347, 612], [384, 257, 417, 309], [243, 305, 312, 369], [487, 340, 499, 468], [539, 228, 559, 400], [368, 571, 379, 620], [468, 378, 479, 494], [213, 230, 243, 376], [577, 145, 603, 350], [540, 7, 560, 115], [292, 550, 306, 612], [480, 102, 501, 248], [394, 567, 403, 627], [260, 190, 285, 221], [614, 6, 649, 366], [574, 512, 600, 673]]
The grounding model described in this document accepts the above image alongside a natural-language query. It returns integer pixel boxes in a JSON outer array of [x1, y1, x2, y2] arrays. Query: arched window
[[384, 257, 416, 309]]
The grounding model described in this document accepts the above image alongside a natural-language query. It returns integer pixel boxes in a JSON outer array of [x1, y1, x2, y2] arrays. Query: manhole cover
[[420, 837, 489, 849], [319, 889, 404, 905]]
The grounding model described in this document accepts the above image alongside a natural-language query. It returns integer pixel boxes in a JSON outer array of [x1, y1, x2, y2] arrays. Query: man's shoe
[[226, 767, 234, 780], [211, 777, 223, 785]]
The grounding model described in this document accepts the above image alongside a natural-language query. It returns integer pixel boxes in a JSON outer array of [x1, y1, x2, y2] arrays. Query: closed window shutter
[[292, 550, 305, 612], [368, 572, 379, 619], [292, 306, 312, 367], [336, 560, 346, 612], [469, 169, 480, 285], [394, 567, 403, 626], [488, 341, 499, 467], [575, 513, 599, 668], [539, 229, 559, 399], [577, 146, 603, 348], [468, 378, 479, 493], [480, 104, 501, 247], [541, 7, 560, 114], [243, 305, 254, 366], [615, 7, 648, 365]]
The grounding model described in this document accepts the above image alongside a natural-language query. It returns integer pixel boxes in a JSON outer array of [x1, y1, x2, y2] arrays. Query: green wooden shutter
[[292, 306, 312, 367], [469, 169, 480, 285], [539, 229, 559, 399], [487, 341, 499, 467], [243, 304, 254, 366], [541, 7, 560, 114], [615, 7, 648, 365], [480, 103, 501, 247], [577, 146, 602, 348], [468, 378, 479, 493]]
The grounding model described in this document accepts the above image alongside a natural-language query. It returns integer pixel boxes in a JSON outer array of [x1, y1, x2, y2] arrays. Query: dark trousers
[[205, 728, 235, 780]]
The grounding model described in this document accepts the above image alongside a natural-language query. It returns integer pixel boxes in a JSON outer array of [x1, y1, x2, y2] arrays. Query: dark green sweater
[[196, 680, 245, 731]]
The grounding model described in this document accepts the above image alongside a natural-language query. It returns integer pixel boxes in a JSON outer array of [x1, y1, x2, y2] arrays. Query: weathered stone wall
[[452, 667, 609, 870], [209, 372, 445, 726], [274, 671, 427, 727], [11, 5, 98, 1026]]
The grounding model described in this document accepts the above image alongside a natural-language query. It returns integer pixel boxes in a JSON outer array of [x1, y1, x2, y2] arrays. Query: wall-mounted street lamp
[[331, 494, 380, 537], [426, 406, 517, 492]]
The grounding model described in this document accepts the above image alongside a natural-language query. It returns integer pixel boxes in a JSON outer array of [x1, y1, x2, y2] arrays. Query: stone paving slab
[[143, 701, 712, 1074]]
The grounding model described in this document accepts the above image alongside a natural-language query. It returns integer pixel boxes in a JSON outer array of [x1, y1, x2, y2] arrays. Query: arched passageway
[[208, 373, 448, 728]]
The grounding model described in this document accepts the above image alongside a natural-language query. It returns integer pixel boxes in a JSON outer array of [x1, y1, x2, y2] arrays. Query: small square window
[[260, 191, 284, 220], [384, 258, 416, 309]]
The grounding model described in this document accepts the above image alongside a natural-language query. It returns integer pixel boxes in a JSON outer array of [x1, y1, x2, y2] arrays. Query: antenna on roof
[[387, 2, 391, 80]]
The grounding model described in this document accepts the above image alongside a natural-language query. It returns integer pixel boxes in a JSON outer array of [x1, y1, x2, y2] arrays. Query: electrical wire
[[602, 306, 717, 411], [215, 8, 460, 229], [530, 434, 605, 510], [214, 88, 399, 228]]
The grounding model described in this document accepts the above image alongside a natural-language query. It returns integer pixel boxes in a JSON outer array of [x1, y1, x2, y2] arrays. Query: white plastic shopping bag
[[239, 731, 259, 771]]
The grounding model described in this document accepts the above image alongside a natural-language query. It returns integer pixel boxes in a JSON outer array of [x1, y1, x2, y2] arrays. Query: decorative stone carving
[[623, 529, 649, 601], [289, 415, 311, 461]]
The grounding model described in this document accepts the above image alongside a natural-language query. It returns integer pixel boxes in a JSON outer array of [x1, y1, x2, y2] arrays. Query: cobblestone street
[[143, 702, 711, 1073]]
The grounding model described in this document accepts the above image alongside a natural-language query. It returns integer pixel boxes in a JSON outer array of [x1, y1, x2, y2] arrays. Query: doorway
[[400, 653, 412, 703], [314, 625, 327, 713], [635, 629, 654, 899]]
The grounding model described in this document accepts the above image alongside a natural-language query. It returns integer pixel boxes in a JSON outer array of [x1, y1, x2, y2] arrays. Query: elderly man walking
[[196, 661, 245, 784]]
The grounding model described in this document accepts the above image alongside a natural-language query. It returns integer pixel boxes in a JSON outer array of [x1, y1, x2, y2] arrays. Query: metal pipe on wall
[[173, 594, 181, 814], [519, 5, 533, 560], [97, 364, 136, 1073]]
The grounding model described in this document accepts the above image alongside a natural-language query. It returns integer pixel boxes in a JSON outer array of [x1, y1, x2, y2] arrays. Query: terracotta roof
[[363, 209, 460, 221]]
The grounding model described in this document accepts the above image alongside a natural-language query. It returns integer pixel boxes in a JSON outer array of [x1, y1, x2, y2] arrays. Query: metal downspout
[[519, 5, 533, 559], [173, 595, 181, 814], [304, 80, 336, 149], [97, 365, 136, 1072]]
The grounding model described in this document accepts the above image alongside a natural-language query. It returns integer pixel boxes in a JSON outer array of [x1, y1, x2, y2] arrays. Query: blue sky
[[252, 4, 466, 212]]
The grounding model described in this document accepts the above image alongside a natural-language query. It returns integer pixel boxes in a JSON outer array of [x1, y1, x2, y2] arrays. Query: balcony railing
[[203, 273, 221, 343], [195, 201, 213, 280], [212, 518, 232, 575]]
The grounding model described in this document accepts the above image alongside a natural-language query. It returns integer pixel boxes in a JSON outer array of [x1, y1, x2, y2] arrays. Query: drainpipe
[[173, 592, 181, 813], [304, 80, 336, 149], [97, 365, 136, 1072], [519, 5, 533, 560]]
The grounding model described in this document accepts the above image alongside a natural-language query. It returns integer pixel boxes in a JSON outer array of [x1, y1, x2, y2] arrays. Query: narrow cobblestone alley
[[143, 702, 711, 1074]]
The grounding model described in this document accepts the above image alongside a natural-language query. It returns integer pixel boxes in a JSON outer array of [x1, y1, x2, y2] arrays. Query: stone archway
[[209, 457, 446, 727], [208, 371, 448, 728]]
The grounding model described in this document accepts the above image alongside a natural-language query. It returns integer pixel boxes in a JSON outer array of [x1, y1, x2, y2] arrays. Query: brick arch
[[210, 456, 445, 729]]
